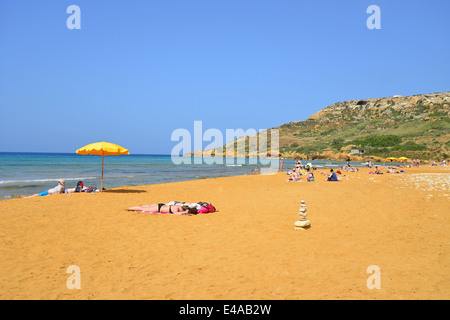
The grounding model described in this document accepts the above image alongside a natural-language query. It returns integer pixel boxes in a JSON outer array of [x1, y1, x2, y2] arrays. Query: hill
[[189, 91, 450, 162]]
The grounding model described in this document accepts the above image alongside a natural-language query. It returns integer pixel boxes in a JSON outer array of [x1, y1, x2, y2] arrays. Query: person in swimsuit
[[126, 203, 197, 215], [295, 159, 302, 169], [20, 179, 66, 198], [287, 168, 301, 181]]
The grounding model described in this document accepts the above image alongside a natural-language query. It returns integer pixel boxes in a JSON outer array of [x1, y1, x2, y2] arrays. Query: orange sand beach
[[0, 165, 448, 300]]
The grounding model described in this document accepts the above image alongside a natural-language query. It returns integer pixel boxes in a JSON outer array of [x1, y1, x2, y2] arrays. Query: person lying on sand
[[126, 203, 195, 215], [126, 201, 216, 215], [386, 169, 405, 173], [343, 165, 359, 172], [19, 179, 65, 198]]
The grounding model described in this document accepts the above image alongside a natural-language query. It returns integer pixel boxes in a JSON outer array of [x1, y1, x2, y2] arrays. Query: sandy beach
[[0, 165, 448, 300]]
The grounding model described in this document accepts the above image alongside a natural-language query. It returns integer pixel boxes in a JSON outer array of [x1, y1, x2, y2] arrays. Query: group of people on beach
[[431, 160, 446, 166], [288, 167, 341, 182], [342, 165, 359, 172], [18, 179, 216, 216], [286, 162, 316, 182], [17, 156, 446, 215], [287, 158, 348, 182], [412, 159, 421, 167], [19, 179, 67, 198], [19, 180, 98, 198], [284, 157, 416, 182], [320, 169, 340, 181]]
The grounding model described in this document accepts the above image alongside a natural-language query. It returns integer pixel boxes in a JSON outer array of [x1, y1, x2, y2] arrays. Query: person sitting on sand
[[287, 168, 301, 181], [20, 179, 65, 198], [374, 166, 383, 174], [327, 169, 338, 181], [307, 171, 315, 182], [126, 203, 196, 215]]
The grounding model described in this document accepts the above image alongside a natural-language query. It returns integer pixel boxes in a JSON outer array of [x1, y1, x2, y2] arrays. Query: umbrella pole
[[101, 154, 104, 192]]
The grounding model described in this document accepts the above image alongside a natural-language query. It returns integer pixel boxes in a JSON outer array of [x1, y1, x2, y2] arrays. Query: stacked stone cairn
[[294, 200, 311, 230]]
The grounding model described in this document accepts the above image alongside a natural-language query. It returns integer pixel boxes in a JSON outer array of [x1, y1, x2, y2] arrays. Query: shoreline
[[1, 154, 412, 200], [2, 161, 441, 200]]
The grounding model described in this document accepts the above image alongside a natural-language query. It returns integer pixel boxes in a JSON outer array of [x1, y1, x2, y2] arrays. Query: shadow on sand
[[104, 189, 147, 194]]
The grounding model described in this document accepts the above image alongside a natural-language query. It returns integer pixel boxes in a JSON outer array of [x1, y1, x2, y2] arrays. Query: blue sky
[[1, 0, 449, 154]]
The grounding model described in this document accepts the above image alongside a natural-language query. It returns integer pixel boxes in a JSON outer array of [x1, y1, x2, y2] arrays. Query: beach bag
[[74, 181, 83, 192], [197, 206, 209, 214], [84, 186, 97, 193], [196, 203, 216, 214], [199, 202, 216, 213]]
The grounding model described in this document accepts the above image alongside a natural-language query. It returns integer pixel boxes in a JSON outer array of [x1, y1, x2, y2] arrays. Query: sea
[[0, 152, 372, 199]]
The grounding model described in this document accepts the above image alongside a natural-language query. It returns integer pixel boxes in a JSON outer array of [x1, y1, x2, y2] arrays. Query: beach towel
[[132, 210, 187, 215]]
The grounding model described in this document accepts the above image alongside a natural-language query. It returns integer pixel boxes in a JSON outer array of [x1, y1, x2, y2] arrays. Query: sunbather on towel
[[126, 203, 195, 215]]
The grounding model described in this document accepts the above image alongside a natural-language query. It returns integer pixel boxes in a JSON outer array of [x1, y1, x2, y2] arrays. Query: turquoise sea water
[[0, 152, 367, 199]]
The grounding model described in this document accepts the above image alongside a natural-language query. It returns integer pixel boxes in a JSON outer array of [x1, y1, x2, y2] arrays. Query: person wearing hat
[[19, 179, 66, 198]]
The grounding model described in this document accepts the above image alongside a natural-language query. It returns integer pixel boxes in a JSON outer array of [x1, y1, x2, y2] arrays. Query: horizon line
[[0, 151, 173, 156]]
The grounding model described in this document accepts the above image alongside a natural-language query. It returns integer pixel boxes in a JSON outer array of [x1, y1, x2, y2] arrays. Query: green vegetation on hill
[[194, 92, 449, 161], [276, 93, 450, 160]]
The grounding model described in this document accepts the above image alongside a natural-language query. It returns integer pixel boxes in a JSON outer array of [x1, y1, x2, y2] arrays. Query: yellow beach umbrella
[[76, 142, 129, 191], [398, 157, 409, 164], [386, 157, 398, 162]]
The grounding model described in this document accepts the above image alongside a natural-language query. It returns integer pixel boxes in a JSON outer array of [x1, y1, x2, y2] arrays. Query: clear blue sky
[[1, 0, 449, 154]]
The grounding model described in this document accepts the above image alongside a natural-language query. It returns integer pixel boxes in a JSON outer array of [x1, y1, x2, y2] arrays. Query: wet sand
[[0, 165, 448, 299]]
